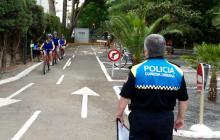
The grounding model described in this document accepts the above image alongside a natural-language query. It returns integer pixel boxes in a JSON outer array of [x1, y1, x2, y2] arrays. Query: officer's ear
[[144, 50, 148, 59]]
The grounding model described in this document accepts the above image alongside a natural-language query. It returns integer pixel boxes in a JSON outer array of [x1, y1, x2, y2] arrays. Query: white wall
[[74, 28, 90, 43]]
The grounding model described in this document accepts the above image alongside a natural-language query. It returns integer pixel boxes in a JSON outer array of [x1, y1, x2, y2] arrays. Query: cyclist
[[32, 41, 41, 61], [52, 31, 61, 60], [59, 34, 67, 57], [40, 34, 55, 66]]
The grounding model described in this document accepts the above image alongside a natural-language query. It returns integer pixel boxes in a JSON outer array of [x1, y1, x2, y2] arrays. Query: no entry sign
[[197, 63, 211, 93], [108, 49, 121, 62]]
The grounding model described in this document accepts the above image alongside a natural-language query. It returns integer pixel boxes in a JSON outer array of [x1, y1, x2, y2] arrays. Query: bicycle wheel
[[114, 55, 127, 68]]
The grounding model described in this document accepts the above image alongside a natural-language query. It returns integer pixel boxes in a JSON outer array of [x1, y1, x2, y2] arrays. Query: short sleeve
[[176, 76, 188, 101], [120, 71, 136, 99]]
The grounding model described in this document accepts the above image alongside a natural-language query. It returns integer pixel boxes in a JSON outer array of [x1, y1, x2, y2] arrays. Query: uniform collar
[[147, 56, 164, 59]]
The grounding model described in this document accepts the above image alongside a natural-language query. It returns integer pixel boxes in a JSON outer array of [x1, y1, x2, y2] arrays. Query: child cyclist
[[52, 31, 61, 60], [40, 34, 55, 66], [59, 34, 67, 58]]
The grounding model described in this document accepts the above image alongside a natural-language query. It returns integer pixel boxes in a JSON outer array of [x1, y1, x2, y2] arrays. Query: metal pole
[[199, 88, 205, 124], [112, 62, 114, 77]]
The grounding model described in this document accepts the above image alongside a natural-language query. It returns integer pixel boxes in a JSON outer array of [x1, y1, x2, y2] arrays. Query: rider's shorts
[[43, 50, 52, 55]]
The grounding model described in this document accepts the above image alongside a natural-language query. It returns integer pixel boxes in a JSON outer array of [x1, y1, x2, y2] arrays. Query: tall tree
[[70, 0, 83, 35], [62, 0, 67, 27], [48, 0, 56, 15]]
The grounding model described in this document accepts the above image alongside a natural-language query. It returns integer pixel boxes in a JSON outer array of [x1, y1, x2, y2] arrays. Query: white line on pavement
[[6, 83, 34, 100], [0, 62, 41, 85], [90, 46, 97, 55], [72, 54, 75, 58], [63, 58, 71, 70], [96, 56, 126, 82], [67, 61, 71, 67], [74, 46, 79, 54], [56, 75, 64, 85], [11, 110, 41, 140]]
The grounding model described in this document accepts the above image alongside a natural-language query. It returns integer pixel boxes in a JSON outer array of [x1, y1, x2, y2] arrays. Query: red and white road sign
[[108, 49, 121, 62], [197, 63, 203, 92], [197, 63, 211, 93]]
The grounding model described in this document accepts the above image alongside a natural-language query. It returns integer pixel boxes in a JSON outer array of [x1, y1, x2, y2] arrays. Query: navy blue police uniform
[[120, 57, 188, 140]]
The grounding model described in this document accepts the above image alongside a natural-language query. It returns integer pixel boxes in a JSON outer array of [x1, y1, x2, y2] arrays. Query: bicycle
[[114, 44, 133, 68], [60, 45, 65, 59], [52, 47, 59, 65], [42, 50, 51, 75]]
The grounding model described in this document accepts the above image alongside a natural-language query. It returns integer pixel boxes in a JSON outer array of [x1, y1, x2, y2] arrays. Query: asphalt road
[[0, 46, 217, 140]]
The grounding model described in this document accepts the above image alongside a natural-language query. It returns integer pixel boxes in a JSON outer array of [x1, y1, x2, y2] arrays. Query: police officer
[[116, 34, 188, 140]]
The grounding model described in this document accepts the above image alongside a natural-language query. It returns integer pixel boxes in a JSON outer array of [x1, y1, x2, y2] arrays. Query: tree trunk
[[1, 33, 7, 72], [48, 0, 56, 15], [70, 0, 83, 36], [208, 70, 217, 102], [62, 0, 67, 27], [10, 32, 20, 66]]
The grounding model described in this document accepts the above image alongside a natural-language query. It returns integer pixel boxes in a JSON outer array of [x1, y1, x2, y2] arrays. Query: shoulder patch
[[131, 61, 147, 77]]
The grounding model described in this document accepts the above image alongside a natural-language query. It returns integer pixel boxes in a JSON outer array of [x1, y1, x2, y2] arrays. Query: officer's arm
[[116, 97, 129, 123], [177, 101, 188, 120], [116, 71, 135, 122], [175, 77, 188, 129]]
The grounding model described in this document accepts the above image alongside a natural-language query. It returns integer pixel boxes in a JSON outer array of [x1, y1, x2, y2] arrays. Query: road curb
[[0, 62, 42, 85], [173, 130, 220, 139]]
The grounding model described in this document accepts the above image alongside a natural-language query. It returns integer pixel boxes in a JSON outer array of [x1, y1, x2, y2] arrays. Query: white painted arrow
[[0, 83, 34, 107], [71, 87, 100, 119]]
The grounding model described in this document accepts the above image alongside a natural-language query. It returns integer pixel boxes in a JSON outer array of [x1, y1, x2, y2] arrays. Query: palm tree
[[182, 43, 220, 101], [105, 13, 182, 64]]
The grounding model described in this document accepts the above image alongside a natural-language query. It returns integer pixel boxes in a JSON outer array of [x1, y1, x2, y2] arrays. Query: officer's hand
[[116, 114, 124, 124], [174, 118, 184, 129]]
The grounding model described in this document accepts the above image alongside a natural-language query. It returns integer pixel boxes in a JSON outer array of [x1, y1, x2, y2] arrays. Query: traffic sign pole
[[112, 62, 114, 77], [108, 49, 121, 78], [199, 87, 205, 124], [190, 63, 212, 132]]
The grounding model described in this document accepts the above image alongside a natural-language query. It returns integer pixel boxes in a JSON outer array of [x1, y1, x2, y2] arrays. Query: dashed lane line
[[63, 58, 71, 70], [56, 75, 64, 85], [11, 110, 41, 140], [6, 83, 34, 100]]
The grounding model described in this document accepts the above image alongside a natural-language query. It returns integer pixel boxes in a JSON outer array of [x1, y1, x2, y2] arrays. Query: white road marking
[[173, 130, 220, 138], [6, 83, 34, 100], [0, 98, 21, 108], [0, 62, 41, 85], [90, 46, 97, 55], [67, 61, 71, 67], [96, 56, 126, 82], [11, 110, 41, 140], [113, 86, 130, 115], [56, 75, 64, 85], [63, 58, 71, 70], [72, 54, 75, 58], [72, 87, 100, 119], [74, 46, 79, 54]]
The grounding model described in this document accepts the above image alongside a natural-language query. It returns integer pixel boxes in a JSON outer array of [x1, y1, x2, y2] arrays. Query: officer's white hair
[[144, 34, 166, 57]]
